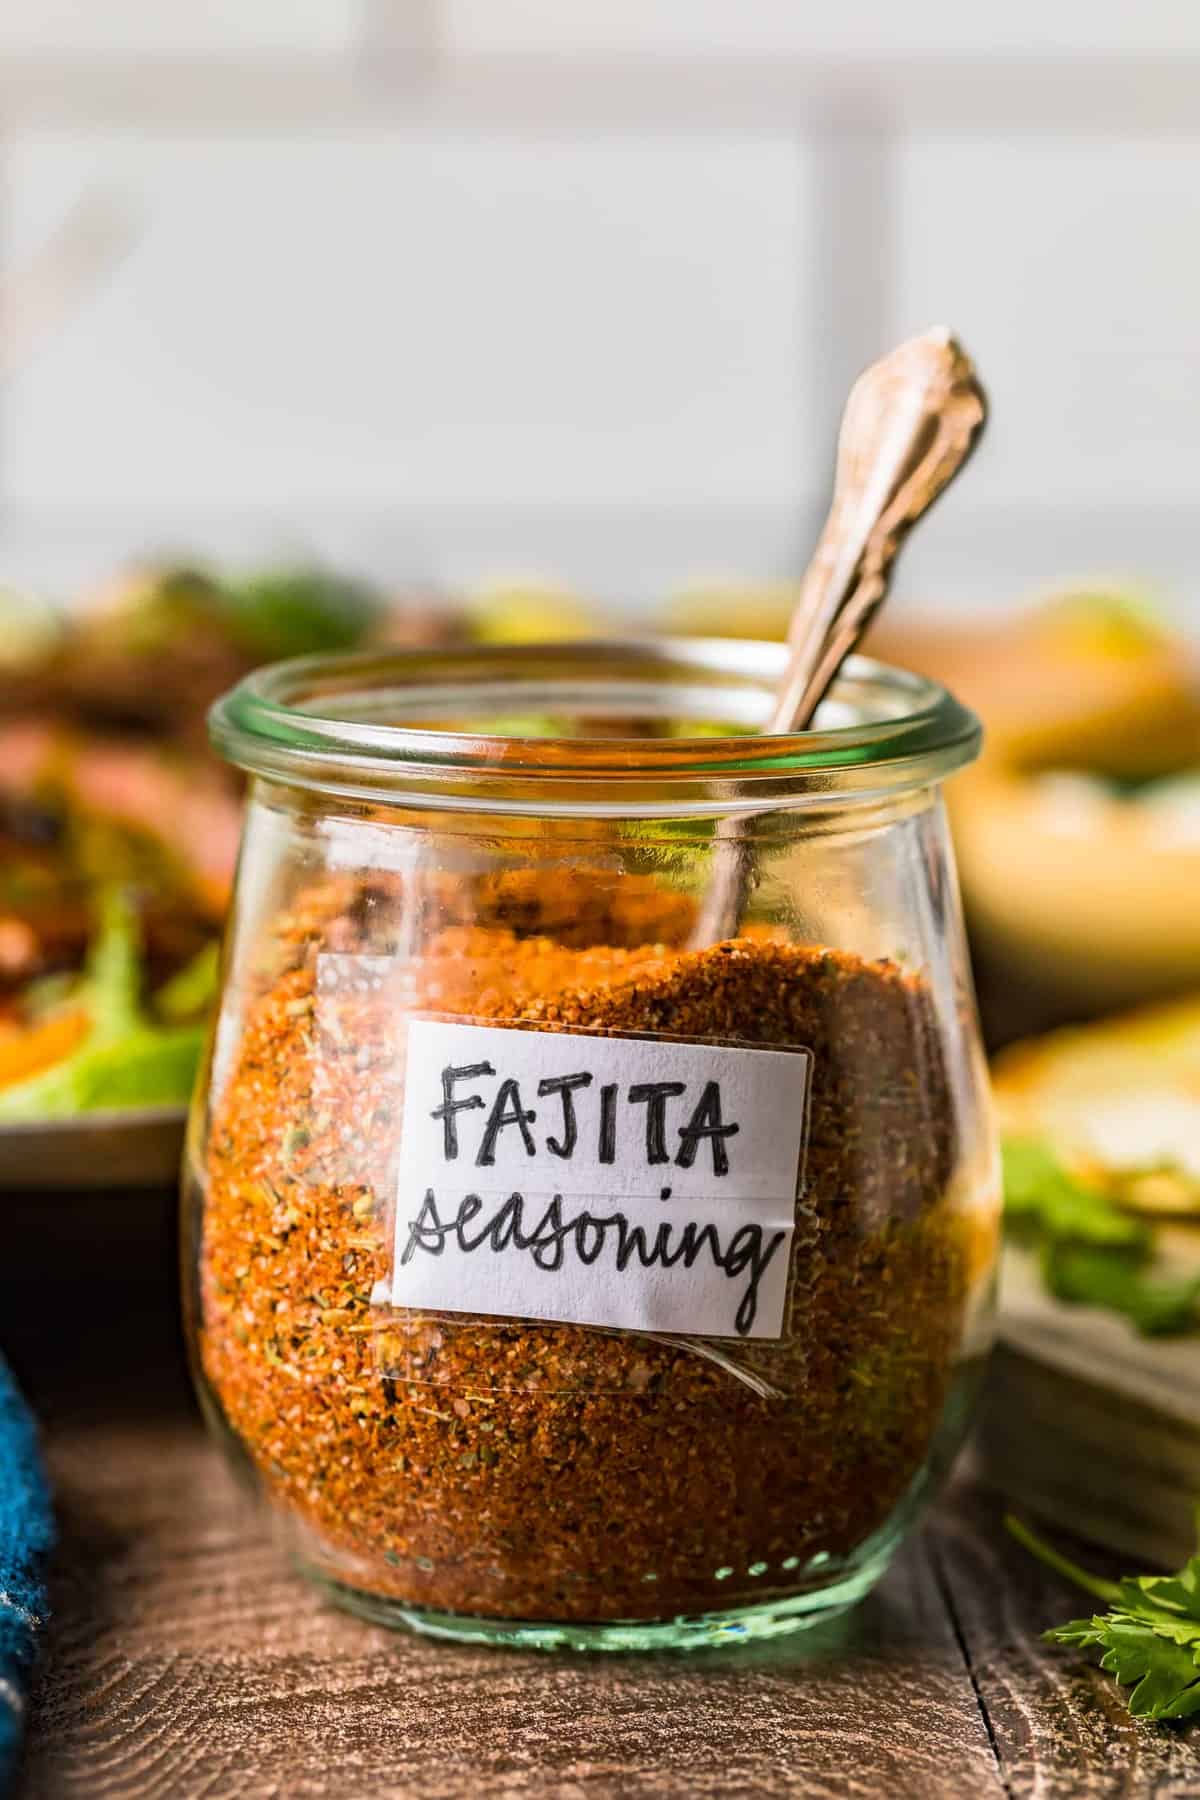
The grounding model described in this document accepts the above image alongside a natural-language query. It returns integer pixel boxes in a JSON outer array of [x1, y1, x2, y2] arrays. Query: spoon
[[691, 326, 987, 947]]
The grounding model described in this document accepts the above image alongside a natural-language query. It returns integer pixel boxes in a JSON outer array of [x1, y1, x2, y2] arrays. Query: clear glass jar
[[185, 638, 997, 1652]]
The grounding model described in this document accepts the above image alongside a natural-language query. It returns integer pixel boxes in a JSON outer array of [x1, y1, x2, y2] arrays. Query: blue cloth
[[0, 1358, 52, 1795]]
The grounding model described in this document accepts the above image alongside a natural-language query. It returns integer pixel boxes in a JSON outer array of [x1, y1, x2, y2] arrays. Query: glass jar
[[185, 637, 997, 1652]]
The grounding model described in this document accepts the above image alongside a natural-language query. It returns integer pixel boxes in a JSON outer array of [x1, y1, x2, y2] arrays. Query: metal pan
[[0, 1107, 187, 1191]]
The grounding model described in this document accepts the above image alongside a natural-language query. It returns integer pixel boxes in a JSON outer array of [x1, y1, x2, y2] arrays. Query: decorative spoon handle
[[692, 327, 987, 947]]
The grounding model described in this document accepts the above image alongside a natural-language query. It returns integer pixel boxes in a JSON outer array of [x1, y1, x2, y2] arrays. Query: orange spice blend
[[195, 870, 993, 1625]]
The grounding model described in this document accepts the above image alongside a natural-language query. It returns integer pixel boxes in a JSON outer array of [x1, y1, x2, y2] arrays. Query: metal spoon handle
[[774, 327, 986, 732], [692, 328, 987, 947]]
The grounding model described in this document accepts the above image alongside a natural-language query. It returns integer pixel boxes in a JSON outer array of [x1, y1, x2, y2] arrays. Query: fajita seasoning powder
[[192, 639, 997, 1650], [194, 872, 995, 1641]]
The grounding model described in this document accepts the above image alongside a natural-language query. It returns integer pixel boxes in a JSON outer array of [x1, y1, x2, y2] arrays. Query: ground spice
[[196, 870, 992, 1624]]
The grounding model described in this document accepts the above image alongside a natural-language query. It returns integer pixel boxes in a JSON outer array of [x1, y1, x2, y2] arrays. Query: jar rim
[[209, 637, 981, 815]]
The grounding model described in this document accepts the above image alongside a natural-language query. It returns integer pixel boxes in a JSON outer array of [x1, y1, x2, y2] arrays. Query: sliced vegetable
[[0, 889, 205, 1121], [0, 1008, 89, 1090]]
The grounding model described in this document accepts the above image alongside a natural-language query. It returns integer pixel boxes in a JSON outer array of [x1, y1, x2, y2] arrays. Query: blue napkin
[[0, 1357, 52, 1794]]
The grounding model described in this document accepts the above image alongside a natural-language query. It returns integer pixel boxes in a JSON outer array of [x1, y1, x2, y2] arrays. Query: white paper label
[[388, 1018, 811, 1340]]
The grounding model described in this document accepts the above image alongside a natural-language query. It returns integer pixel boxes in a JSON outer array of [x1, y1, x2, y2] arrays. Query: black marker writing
[[431, 1062, 493, 1160], [628, 1081, 686, 1164], [399, 1187, 787, 1336], [598, 1083, 618, 1164], [536, 1071, 593, 1159], [477, 1078, 537, 1166], [427, 1060, 744, 1177], [675, 1080, 739, 1177]]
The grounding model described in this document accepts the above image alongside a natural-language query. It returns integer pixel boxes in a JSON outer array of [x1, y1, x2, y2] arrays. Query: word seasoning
[[389, 1018, 812, 1338]]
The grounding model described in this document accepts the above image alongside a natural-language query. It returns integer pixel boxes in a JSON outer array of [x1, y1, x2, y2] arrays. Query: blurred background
[[4, 4, 1200, 1570], [6, 0, 1200, 1128], [0, 0, 1197, 606]]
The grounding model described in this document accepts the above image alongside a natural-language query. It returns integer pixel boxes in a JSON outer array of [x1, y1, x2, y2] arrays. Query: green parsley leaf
[[1008, 1513, 1200, 1720]]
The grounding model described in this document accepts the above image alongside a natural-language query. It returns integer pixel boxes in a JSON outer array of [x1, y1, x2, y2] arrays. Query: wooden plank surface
[[973, 1248, 1200, 1570], [17, 1415, 1002, 1800], [4, 1189, 1200, 1799], [932, 1497, 1200, 1800]]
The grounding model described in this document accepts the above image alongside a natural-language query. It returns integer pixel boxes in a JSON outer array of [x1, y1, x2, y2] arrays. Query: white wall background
[[1, 1, 1199, 618]]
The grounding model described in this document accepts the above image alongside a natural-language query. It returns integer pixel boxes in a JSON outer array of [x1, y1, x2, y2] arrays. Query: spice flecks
[[197, 872, 985, 1623]]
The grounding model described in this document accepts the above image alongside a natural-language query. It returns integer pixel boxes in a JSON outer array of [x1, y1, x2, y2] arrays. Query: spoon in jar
[[691, 326, 987, 947]]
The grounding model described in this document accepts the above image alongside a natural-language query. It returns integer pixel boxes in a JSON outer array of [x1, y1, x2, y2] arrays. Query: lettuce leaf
[[0, 889, 206, 1120]]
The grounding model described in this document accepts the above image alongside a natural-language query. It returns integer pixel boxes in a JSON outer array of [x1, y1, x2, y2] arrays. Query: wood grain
[[933, 1477, 1200, 1800], [4, 1199, 1200, 1800], [18, 1409, 1003, 1800]]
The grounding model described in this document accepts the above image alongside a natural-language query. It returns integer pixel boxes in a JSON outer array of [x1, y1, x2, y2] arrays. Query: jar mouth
[[210, 638, 981, 817]]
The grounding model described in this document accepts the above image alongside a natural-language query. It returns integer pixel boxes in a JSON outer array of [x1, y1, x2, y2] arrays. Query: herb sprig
[[1008, 1513, 1200, 1720]]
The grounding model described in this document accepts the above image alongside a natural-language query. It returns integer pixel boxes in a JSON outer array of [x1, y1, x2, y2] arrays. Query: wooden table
[[5, 1188, 1200, 1800]]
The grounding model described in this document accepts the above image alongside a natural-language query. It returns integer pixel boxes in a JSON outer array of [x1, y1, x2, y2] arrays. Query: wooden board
[[6, 1249, 1200, 1800], [975, 1247, 1200, 1567]]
